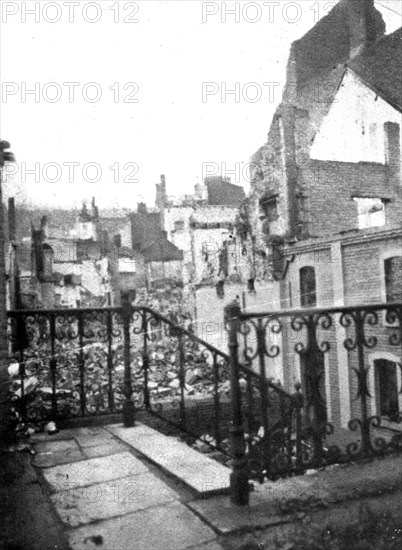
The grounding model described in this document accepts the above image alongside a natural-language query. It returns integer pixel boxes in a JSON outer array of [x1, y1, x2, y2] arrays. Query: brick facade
[[243, 0, 402, 430], [276, 229, 402, 429]]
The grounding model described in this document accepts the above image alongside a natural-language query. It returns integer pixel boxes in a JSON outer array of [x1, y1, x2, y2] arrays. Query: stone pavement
[[106, 423, 231, 495], [31, 423, 227, 550], [27, 422, 402, 550]]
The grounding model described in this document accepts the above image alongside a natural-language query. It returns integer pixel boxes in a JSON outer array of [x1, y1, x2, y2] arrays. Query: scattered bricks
[[185, 369, 197, 385]]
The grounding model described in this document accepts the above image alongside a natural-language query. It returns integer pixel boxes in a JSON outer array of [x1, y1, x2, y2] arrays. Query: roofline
[[347, 66, 402, 113]]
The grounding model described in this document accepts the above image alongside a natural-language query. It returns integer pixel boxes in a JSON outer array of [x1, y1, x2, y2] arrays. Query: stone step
[[106, 423, 231, 497]]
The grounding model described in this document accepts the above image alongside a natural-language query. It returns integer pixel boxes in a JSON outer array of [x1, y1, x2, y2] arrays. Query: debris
[[44, 421, 58, 434], [8, 363, 20, 377], [239, 377, 247, 390], [185, 369, 197, 385], [14, 376, 40, 397], [157, 387, 171, 397], [193, 368, 203, 379]]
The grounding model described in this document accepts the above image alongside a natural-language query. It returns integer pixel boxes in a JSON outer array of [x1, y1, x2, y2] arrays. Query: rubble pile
[[7, 287, 230, 430]]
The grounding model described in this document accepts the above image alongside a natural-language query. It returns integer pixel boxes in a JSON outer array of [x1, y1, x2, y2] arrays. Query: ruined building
[[243, 0, 402, 429]]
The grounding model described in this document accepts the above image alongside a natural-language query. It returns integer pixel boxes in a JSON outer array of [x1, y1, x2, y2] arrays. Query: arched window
[[299, 266, 316, 307]]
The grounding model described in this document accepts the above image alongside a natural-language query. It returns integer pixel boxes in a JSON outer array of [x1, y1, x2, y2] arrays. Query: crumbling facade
[[9, 199, 136, 308], [155, 174, 281, 351], [246, 0, 402, 428]]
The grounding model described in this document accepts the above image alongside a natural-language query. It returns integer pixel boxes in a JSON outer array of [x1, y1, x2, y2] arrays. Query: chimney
[[160, 174, 167, 206], [8, 197, 16, 241], [155, 175, 167, 209], [160, 174, 166, 193], [155, 183, 161, 209], [194, 182, 207, 201], [159, 175, 167, 228], [32, 222, 44, 278], [384, 122, 401, 184], [101, 230, 109, 256], [137, 202, 147, 215], [91, 197, 99, 219], [40, 215, 48, 239], [346, 0, 385, 58]]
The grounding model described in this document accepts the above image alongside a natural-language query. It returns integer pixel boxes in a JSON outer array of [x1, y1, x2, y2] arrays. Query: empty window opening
[[174, 221, 184, 232], [260, 196, 279, 223], [300, 266, 317, 307], [353, 197, 385, 229]]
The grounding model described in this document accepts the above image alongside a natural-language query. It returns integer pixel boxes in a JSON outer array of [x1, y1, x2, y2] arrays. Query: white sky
[[1, 0, 401, 208]]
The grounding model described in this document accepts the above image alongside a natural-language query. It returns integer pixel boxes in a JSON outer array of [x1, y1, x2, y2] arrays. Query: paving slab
[[187, 472, 331, 534], [52, 472, 178, 527], [188, 456, 402, 534], [107, 422, 160, 440], [33, 448, 86, 468], [82, 440, 128, 458], [35, 439, 81, 453], [75, 433, 117, 448], [43, 451, 148, 491], [68, 501, 218, 550], [188, 492, 292, 534], [74, 426, 110, 437], [108, 423, 231, 495], [30, 428, 83, 442]]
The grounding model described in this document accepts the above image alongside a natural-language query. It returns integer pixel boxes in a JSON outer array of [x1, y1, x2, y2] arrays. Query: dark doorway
[[300, 349, 327, 427], [375, 359, 399, 420], [300, 266, 317, 307]]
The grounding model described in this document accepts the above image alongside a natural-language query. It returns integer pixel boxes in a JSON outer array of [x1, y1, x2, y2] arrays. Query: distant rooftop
[[204, 176, 246, 207]]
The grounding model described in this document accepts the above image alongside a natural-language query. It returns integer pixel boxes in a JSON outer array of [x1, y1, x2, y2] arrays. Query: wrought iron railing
[[224, 300, 402, 504], [8, 304, 135, 425], [8, 298, 401, 506], [7, 298, 232, 455]]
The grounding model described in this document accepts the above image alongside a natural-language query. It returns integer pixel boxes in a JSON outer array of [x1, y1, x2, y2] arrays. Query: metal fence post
[[224, 300, 249, 505], [292, 382, 304, 474], [142, 309, 150, 411], [122, 292, 135, 427]]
